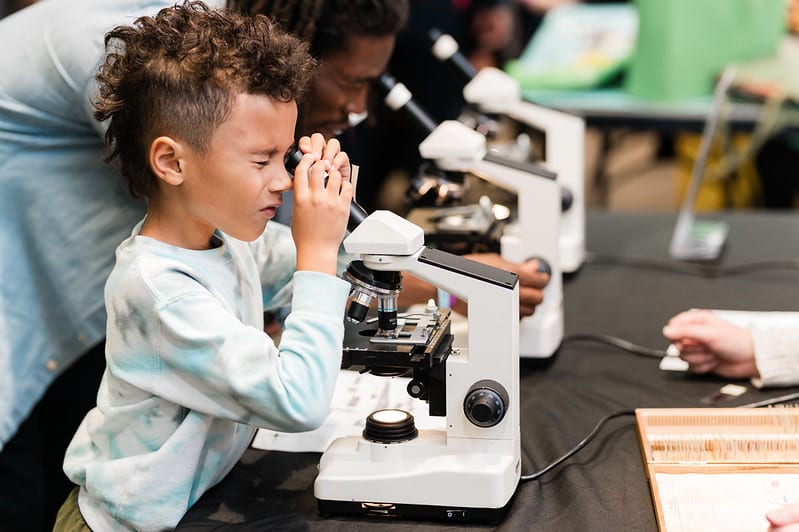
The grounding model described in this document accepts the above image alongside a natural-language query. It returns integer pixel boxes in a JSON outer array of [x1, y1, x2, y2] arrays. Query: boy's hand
[[297, 134, 351, 184], [291, 133, 353, 275]]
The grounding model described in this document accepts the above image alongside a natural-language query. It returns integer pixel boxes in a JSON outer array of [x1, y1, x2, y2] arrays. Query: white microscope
[[380, 74, 563, 358], [429, 29, 586, 274], [314, 210, 521, 523]]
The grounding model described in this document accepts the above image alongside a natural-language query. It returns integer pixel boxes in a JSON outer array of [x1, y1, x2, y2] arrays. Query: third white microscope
[[428, 29, 586, 274]]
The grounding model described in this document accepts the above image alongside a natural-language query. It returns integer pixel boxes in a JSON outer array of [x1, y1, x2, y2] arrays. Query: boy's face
[[302, 34, 395, 140], [182, 92, 295, 242]]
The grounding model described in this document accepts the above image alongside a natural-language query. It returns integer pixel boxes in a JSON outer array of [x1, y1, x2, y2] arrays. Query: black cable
[[585, 252, 799, 278], [562, 333, 669, 359], [518, 396, 799, 485], [520, 410, 636, 483]]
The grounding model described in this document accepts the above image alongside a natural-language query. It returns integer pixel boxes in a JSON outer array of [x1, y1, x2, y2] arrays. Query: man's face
[[301, 34, 395, 140]]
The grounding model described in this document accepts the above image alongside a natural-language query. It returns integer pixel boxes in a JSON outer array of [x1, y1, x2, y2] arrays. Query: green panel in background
[[504, 3, 638, 91], [626, 0, 787, 101]]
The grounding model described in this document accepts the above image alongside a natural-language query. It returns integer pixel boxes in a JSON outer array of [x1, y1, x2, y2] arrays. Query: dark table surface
[[178, 210, 799, 531]]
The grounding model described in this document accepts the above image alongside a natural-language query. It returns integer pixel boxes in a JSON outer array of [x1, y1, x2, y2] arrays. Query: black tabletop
[[178, 210, 799, 531]]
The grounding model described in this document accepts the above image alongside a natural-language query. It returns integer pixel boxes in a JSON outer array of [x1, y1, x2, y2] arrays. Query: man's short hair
[[233, 0, 409, 59]]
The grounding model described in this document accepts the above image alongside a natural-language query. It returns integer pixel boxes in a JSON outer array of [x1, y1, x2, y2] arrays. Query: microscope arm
[[462, 67, 586, 271], [344, 211, 520, 439]]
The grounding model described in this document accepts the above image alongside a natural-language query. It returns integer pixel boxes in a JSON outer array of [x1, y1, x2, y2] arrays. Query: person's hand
[[291, 133, 352, 275], [767, 501, 799, 531], [397, 253, 547, 318], [461, 253, 548, 317], [662, 309, 758, 379]]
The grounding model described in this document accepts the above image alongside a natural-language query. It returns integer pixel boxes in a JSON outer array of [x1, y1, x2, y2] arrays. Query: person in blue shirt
[[51, 2, 353, 529]]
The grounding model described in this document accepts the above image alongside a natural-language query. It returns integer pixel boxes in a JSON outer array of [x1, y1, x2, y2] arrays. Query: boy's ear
[[150, 136, 185, 186]]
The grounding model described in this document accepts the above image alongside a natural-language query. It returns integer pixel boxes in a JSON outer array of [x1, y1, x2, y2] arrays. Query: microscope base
[[519, 307, 563, 359], [315, 429, 520, 524], [560, 232, 585, 274], [317, 495, 515, 524]]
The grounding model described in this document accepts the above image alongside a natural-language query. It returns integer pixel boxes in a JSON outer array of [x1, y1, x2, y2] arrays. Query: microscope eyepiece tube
[[428, 28, 477, 81], [377, 73, 438, 136]]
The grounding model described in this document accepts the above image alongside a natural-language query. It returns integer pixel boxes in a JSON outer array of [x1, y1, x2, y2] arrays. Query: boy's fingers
[[307, 159, 327, 190], [321, 137, 341, 163], [313, 132, 328, 151], [339, 179, 354, 203], [324, 167, 342, 196], [291, 153, 316, 194], [331, 152, 350, 181]]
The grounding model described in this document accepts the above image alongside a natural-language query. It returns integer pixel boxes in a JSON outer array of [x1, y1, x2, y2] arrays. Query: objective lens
[[347, 300, 370, 324], [377, 295, 398, 331]]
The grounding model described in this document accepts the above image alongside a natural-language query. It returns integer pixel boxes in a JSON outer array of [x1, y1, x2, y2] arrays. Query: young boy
[[54, 2, 354, 530]]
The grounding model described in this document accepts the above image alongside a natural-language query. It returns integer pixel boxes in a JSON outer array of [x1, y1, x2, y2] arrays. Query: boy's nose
[[273, 168, 293, 192]]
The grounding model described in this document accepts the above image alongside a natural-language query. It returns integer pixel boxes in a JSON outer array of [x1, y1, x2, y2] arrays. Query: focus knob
[[463, 380, 509, 428]]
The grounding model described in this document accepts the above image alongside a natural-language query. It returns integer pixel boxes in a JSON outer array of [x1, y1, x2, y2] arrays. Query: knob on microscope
[[463, 380, 509, 428]]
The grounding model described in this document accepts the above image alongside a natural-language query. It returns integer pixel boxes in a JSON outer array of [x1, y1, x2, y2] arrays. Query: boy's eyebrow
[[252, 147, 279, 156]]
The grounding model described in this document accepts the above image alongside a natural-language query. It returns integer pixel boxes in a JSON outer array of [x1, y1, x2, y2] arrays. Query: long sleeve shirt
[[751, 326, 799, 388], [64, 220, 351, 531]]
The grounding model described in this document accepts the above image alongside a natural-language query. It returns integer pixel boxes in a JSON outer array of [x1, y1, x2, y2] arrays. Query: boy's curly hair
[[95, 0, 317, 199], [231, 0, 409, 59]]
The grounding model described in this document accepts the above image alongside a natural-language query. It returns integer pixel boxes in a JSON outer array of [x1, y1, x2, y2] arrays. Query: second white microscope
[[381, 75, 563, 358], [429, 29, 586, 274]]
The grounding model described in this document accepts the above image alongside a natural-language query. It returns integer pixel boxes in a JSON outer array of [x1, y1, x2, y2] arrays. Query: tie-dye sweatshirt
[[63, 220, 350, 531]]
